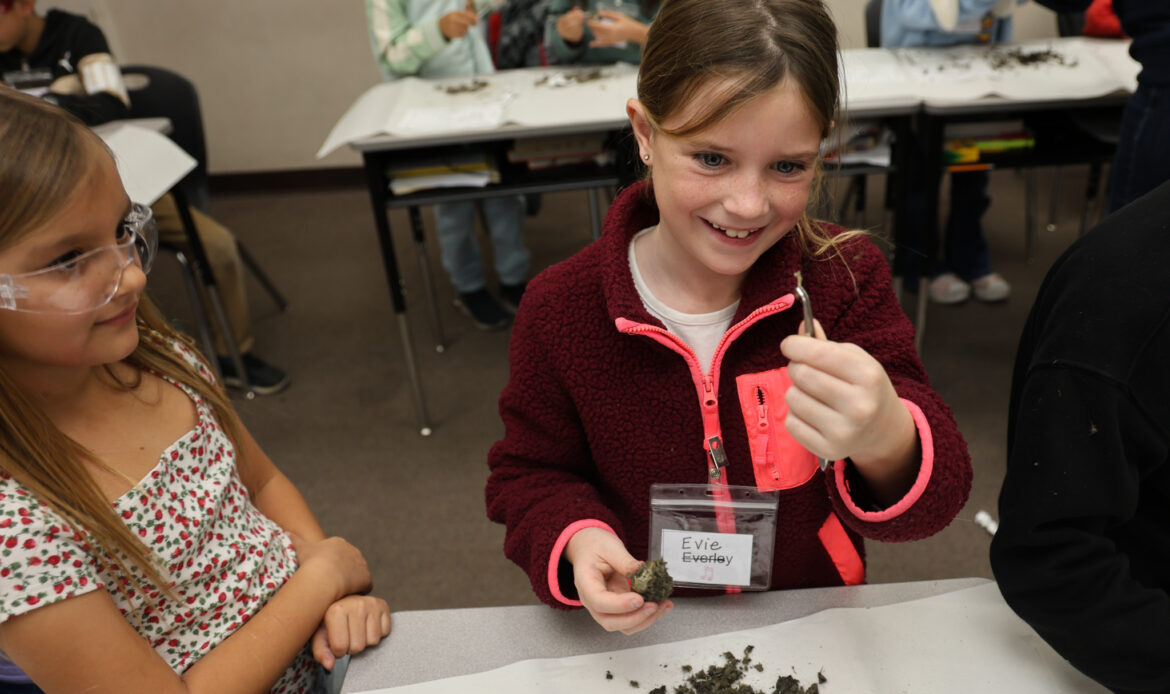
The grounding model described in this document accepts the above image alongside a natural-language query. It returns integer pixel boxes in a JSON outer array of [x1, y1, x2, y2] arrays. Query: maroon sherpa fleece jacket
[[486, 182, 972, 609]]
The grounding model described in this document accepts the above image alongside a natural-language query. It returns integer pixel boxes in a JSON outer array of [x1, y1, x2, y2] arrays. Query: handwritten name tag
[[660, 529, 753, 586]]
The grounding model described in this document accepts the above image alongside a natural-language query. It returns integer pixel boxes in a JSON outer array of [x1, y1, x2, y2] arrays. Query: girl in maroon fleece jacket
[[487, 0, 972, 634]]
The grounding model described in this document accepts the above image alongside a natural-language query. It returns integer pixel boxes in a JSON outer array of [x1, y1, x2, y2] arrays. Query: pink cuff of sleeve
[[548, 519, 617, 607], [836, 398, 934, 522]]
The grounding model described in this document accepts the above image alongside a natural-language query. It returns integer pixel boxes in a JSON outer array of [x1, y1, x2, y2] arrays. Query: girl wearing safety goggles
[[0, 89, 389, 693]]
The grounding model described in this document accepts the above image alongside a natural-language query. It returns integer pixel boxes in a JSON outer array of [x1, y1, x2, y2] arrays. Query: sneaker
[[928, 273, 971, 305], [499, 282, 527, 315], [972, 272, 1011, 302], [454, 289, 509, 330], [217, 353, 290, 396]]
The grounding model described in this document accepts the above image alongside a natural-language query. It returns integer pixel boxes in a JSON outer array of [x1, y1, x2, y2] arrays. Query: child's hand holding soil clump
[[628, 558, 674, 603]]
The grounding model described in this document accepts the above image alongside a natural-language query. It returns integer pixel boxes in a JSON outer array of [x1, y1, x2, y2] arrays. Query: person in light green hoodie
[[366, 0, 531, 330]]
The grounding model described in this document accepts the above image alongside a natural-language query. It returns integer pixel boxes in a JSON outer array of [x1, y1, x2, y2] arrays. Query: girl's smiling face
[[0, 146, 145, 376], [628, 77, 823, 294]]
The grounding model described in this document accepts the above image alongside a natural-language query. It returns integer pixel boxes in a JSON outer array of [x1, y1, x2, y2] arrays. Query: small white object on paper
[[94, 124, 196, 206]]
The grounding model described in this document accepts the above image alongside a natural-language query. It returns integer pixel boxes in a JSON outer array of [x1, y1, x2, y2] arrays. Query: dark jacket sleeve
[[47, 12, 130, 125], [991, 366, 1170, 694], [1030, 0, 1092, 11], [820, 236, 972, 541], [484, 276, 624, 608], [48, 92, 129, 126]]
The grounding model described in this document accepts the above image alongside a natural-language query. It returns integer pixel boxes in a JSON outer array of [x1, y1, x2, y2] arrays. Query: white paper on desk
[[900, 38, 1129, 106], [354, 584, 1106, 694], [95, 124, 196, 206], [505, 64, 637, 128], [1085, 37, 1140, 93], [840, 48, 921, 108]]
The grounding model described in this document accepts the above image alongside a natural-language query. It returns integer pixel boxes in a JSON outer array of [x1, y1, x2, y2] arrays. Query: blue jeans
[[938, 170, 993, 281], [1109, 84, 1170, 213], [903, 141, 993, 286], [434, 196, 530, 293]]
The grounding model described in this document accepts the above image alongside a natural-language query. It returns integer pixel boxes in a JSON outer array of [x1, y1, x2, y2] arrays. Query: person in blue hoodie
[[366, 0, 532, 330], [881, 0, 1016, 305]]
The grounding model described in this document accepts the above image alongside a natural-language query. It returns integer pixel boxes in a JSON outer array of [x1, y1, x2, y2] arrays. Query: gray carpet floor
[[147, 165, 1100, 613]]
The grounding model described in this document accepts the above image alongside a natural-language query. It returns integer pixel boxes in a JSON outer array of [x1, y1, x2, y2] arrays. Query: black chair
[[121, 66, 288, 393]]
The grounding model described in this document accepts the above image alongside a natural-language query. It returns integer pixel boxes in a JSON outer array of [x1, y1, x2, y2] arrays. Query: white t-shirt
[[629, 228, 739, 374]]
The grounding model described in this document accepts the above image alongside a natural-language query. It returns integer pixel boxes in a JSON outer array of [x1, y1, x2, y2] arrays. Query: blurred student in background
[[880, 0, 1014, 305], [0, 0, 290, 394], [366, 0, 532, 330]]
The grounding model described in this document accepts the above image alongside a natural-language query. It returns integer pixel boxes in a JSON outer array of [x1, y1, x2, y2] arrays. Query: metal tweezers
[[794, 272, 831, 472]]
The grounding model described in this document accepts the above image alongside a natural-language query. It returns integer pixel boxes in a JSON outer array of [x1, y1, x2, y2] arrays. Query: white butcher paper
[[354, 583, 1107, 694]]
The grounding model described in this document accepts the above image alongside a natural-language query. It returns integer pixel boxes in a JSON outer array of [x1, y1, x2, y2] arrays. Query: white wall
[[67, 1, 1059, 174]]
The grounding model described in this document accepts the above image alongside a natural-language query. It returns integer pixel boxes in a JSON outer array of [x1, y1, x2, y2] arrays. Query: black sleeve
[[48, 92, 129, 126], [43, 11, 130, 125], [1029, 0, 1092, 11], [991, 367, 1170, 694]]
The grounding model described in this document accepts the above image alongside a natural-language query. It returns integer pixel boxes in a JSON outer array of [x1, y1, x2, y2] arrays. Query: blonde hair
[[637, 0, 866, 261], [0, 88, 247, 611]]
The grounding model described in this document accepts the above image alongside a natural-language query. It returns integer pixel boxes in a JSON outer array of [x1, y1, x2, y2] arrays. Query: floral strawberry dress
[[0, 342, 321, 693]]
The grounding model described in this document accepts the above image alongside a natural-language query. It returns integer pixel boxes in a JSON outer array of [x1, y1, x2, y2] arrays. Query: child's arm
[[780, 321, 921, 507], [779, 237, 971, 539], [236, 422, 326, 541], [366, 0, 478, 77], [0, 533, 370, 694], [234, 421, 391, 669], [547, 0, 590, 62]]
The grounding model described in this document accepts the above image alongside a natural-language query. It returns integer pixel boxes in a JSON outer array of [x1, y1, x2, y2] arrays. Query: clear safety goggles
[[0, 202, 158, 314]]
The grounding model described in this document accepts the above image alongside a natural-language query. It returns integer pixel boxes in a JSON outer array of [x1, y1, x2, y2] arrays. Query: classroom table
[[321, 63, 917, 435], [338, 577, 1107, 693], [903, 37, 1138, 349]]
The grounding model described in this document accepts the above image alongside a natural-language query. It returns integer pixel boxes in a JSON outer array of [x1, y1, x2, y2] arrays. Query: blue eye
[[695, 152, 724, 168], [774, 161, 806, 175]]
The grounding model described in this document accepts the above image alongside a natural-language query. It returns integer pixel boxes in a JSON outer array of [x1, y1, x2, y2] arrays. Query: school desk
[[336, 577, 1107, 694], [320, 63, 918, 435], [900, 37, 1138, 350]]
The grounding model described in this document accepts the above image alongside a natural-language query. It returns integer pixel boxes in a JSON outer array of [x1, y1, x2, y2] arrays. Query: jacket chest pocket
[[735, 368, 819, 491]]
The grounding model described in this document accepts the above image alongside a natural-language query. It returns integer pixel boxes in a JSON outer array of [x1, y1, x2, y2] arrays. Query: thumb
[[311, 625, 335, 670]]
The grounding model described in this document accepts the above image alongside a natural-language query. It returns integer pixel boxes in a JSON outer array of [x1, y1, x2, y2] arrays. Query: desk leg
[[918, 113, 946, 355], [888, 116, 915, 336], [172, 188, 254, 400], [408, 206, 447, 354], [364, 153, 434, 437], [587, 188, 602, 240]]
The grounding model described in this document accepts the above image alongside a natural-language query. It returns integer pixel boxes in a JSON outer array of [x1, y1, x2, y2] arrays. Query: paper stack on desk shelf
[[387, 151, 499, 195], [506, 134, 614, 170]]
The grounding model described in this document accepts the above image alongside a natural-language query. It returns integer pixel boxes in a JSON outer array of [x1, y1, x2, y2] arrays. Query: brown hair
[[637, 0, 863, 260], [0, 88, 247, 612]]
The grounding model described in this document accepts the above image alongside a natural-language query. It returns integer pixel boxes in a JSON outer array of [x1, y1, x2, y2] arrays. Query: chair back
[[0, 656, 40, 693], [865, 0, 882, 48], [120, 65, 211, 212], [1056, 10, 1085, 37]]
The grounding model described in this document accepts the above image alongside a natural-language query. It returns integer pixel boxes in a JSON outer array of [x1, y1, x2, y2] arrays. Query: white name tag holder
[[649, 484, 779, 591]]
